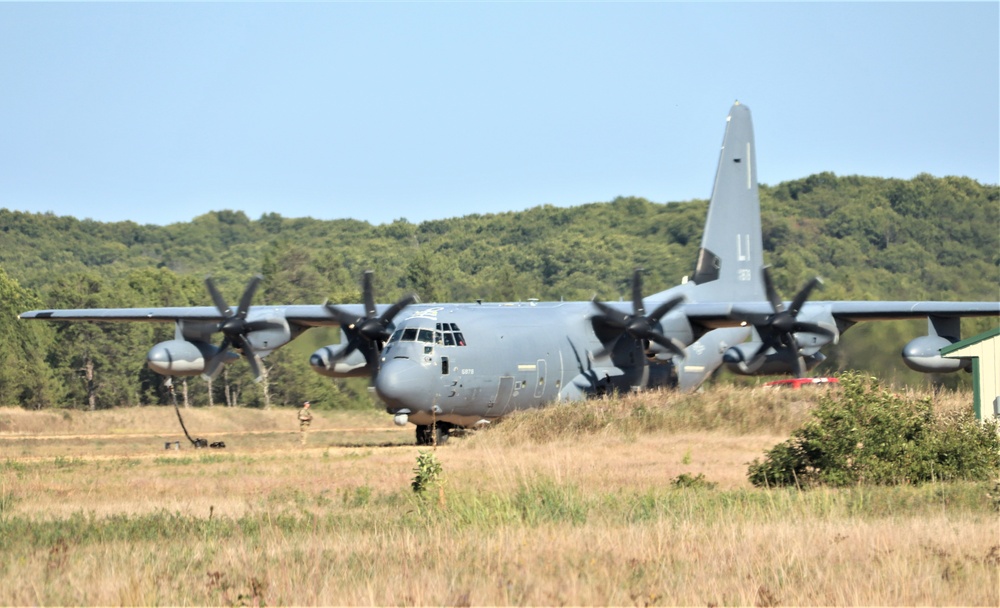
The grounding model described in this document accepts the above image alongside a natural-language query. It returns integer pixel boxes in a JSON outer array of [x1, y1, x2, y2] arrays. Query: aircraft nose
[[375, 358, 435, 410]]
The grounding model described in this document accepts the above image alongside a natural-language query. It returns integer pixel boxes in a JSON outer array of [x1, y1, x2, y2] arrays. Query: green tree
[[0, 267, 61, 408]]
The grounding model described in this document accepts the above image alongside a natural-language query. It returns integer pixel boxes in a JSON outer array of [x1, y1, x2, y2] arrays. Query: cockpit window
[[387, 322, 466, 346]]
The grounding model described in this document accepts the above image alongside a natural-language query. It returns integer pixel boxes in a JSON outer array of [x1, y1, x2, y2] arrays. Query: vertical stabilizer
[[691, 102, 766, 302]]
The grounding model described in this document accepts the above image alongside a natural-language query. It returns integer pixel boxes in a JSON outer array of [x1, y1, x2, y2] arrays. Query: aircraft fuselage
[[374, 301, 678, 427]]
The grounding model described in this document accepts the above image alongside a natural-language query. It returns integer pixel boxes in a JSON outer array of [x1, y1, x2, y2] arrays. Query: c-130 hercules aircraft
[[21, 103, 1000, 444]]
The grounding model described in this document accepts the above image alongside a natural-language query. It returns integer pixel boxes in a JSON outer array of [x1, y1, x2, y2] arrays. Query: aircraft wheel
[[415, 423, 450, 446]]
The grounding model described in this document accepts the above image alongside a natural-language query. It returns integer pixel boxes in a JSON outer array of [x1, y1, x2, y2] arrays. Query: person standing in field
[[298, 401, 313, 445]]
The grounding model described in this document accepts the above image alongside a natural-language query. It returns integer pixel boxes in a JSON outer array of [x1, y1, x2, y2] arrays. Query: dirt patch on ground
[[0, 405, 393, 436]]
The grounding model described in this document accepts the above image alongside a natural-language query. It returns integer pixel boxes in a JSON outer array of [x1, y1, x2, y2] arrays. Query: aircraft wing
[[19, 304, 358, 328], [23, 299, 998, 328], [818, 301, 1000, 322], [683, 300, 1000, 329]]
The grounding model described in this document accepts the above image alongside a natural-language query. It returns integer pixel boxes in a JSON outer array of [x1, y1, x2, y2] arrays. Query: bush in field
[[411, 451, 443, 495], [748, 372, 1000, 488]]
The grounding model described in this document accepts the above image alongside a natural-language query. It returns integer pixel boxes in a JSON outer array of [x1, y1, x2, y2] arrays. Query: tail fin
[[690, 102, 766, 302]]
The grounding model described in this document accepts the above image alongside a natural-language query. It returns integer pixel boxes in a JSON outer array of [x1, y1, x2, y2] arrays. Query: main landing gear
[[415, 422, 453, 446]]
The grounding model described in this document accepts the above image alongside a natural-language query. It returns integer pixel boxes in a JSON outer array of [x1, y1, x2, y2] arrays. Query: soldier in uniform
[[298, 401, 313, 445]]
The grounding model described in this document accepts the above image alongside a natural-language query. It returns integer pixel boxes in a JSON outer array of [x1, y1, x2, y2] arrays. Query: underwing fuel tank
[[902, 335, 969, 373], [147, 339, 232, 376]]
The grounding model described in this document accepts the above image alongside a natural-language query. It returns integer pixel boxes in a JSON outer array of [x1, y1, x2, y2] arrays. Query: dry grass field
[[0, 386, 997, 606]]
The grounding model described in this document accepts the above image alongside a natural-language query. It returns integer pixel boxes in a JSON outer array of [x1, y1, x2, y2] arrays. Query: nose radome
[[375, 358, 434, 410]]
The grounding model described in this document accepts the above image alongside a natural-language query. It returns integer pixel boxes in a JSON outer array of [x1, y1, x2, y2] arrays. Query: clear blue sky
[[1, 2, 997, 227]]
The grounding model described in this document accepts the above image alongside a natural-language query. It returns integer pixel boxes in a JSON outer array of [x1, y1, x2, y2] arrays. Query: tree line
[[0, 172, 996, 409]]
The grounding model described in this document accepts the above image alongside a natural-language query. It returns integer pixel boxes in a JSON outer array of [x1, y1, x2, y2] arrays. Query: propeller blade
[[201, 359, 224, 381], [761, 266, 784, 313], [205, 277, 230, 317], [593, 335, 622, 360], [236, 275, 263, 319], [792, 355, 807, 379], [785, 333, 806, 378], [333, 336, 363, 360], [592, 299, 630, 328], [244, 352, 264, 382], [631, 268, 645, 317], [746, 341, 770, 370], [645, 295, 686, 324], [362, 270, 377, 318], [379, 294, 418, 327], [324, 302, 363, 328], [645, 332, 687, 358], [789, 276, 822, 316], [233, 334, 264, 381], [201, 336, 232, 380]]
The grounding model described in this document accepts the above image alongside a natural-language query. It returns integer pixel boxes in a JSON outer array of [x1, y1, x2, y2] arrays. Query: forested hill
[[0, 172, 997, 409], [2, 172, 997, 302]]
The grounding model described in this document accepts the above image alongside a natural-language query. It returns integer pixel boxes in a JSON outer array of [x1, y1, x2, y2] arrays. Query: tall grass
[[0, 385, 995, 605], [0, 478, 996, 605], [471, 384, 831, 446]]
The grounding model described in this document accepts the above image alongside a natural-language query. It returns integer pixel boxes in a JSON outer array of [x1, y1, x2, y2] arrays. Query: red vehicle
[[764, 377, 840, 389]]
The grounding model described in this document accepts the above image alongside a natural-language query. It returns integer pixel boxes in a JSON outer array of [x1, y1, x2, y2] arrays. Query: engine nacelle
[[723, 343, 826, 376], [147, 340, 235, 377], [309, 344, 373, 378], [242, 313, 294, 357], [902, 335, 969, 373]]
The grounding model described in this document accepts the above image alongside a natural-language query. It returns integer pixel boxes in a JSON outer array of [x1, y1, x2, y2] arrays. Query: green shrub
[[671, 472, 717, 490], [748, 372, 1000, 488], [411, 451, 443, 495]]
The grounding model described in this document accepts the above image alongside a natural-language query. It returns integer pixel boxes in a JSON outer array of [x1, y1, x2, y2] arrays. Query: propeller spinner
[[591, 268, 687, 359]]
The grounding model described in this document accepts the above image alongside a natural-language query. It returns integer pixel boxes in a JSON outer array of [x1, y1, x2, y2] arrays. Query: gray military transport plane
[[20, 103, 1000, 445]]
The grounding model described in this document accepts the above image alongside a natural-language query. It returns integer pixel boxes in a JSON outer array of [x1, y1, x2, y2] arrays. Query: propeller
[[591, 268, 687, 359], [201, 275, 277, 382], [323, 270, 417, 370], [736, 266, 835, 377]]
